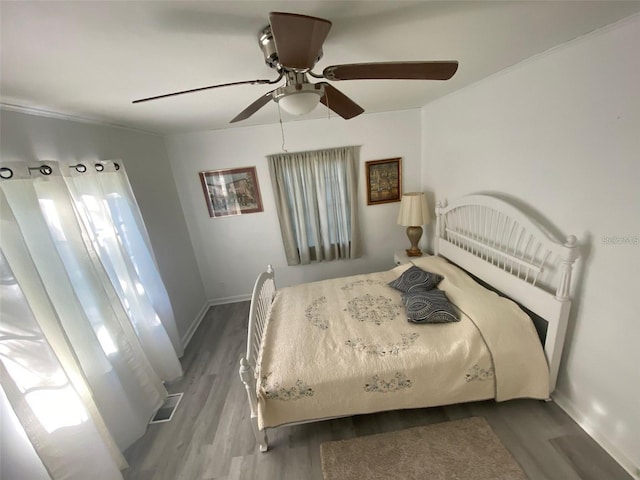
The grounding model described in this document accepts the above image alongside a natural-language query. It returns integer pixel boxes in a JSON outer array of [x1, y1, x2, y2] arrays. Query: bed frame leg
[[239, 357, 269, 452], [252, 419, 269, 452]]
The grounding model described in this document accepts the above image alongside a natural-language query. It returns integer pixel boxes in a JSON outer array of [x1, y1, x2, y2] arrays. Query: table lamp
[[397, 192, 431, 257]]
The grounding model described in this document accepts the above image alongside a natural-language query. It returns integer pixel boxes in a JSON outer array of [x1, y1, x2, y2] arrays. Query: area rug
[[320, 416, 527, 480]]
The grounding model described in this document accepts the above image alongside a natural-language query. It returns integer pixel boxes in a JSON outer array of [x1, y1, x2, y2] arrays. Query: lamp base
[[405, 226, 424, 257]]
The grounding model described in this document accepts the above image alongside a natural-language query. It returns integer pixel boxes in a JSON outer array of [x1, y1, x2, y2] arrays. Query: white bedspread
[[257, 256, 549, 429]]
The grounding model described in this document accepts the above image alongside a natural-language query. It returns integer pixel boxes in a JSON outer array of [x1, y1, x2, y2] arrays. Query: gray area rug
[[320, 416, 527, 480]]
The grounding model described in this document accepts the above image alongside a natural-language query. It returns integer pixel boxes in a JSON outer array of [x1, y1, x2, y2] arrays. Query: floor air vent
[[149, 393, 183, 424]]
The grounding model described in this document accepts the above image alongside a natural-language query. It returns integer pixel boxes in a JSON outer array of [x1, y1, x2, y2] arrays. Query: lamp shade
[[397, 192, 431, 226]]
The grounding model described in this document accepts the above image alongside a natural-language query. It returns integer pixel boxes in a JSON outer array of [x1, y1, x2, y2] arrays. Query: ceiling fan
[[132, 12, 459, 123]]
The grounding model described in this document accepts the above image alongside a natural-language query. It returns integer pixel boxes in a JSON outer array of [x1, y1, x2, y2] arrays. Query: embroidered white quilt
[[257, 255, 549, 429]]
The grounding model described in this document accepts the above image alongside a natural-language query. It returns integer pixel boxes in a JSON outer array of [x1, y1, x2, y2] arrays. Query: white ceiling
[[2, 1, 639, 134]]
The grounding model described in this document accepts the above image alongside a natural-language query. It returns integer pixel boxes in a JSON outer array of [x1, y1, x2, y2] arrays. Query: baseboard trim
[[181, 302, 211, 349], [209, 294, 252, 306], [181, 295, 252, 349], [552, 390, 638, 479]]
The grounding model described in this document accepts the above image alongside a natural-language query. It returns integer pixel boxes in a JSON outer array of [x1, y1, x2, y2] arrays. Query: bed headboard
[[435, 195, 579, 393]]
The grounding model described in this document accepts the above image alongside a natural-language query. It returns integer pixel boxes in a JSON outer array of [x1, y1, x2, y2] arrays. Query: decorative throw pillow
[[388, 265, 443, 293], [402, 289, 460, 324]]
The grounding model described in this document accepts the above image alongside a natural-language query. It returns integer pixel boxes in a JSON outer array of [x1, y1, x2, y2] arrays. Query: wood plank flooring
[[122, 302, 632, 480]]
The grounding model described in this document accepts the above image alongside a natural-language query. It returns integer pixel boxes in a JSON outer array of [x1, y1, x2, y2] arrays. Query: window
[[268, 146, 361, 265]]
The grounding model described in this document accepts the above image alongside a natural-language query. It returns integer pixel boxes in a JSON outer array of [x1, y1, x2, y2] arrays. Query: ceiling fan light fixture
[[273, 83, 324, 116]]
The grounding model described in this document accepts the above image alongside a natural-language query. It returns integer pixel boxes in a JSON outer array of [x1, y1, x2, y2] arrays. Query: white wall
[[421, 15, 640, 476], [165, 109, 422, 301], [0, 109, 207, 342]]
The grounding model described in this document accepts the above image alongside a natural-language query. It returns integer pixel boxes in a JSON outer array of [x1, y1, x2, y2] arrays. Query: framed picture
[[365, 157, 402, 205], [199, 166, 263, 217]]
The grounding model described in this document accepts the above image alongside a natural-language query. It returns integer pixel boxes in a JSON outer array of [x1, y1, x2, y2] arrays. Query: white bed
[[240, 194, 579, 451]]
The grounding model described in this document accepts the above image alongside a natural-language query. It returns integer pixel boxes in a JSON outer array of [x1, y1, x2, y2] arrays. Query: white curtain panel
[[0, 251, 125, 479], [0, 160, 182, 478], [64, 161, 184, 367], [1, 385, 51, 480], [63, 161, 183, 361], [0, 188, 127, 479], [268, 146, 361, 265]]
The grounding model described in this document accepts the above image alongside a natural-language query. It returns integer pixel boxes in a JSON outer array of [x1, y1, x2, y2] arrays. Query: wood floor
[[122, 302, 632, 480]]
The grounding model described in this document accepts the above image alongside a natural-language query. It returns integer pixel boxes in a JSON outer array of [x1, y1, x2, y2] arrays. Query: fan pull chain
[[277, 102, 288, 152], [325, 91, 331, 119]]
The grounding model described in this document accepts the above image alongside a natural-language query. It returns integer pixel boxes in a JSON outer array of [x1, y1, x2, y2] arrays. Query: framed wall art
[[365, 157, 402, 205], [199, 166, 263, 217]]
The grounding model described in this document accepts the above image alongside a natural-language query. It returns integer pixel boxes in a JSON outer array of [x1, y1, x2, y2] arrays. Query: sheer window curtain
[[268, 146, 361, 265], [0, 247, 126, 480], [64, 160, 184, 371], [0, 160, 182, 479]]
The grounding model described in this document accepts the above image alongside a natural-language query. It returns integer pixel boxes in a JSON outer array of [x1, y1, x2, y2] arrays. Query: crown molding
[[0, 102, 160, 136]]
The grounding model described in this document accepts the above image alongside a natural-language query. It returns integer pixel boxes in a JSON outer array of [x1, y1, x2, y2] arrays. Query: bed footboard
[[239, 265, 276, 452]]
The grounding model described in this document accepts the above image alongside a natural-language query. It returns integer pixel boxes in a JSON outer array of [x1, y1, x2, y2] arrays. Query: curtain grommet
[[28, 165, 52, 176]]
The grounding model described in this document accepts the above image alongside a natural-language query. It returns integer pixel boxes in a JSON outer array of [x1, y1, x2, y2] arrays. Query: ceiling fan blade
[[230, 90, 276, 123], [269, 12, 332, 69], [317, 82, 364, 120], [323, 61, 459, 81], [132, 79, 273, 104]]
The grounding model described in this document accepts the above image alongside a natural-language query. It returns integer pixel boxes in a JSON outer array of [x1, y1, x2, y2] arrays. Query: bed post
[[546, 235, 579, 392], [239, 265, 275, 452], [555, 235, 578, 301], [435, 200, 447, 256], [239, 357, 268, 452]]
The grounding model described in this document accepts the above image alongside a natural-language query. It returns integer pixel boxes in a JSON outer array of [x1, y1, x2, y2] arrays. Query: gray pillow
[[402, 289, 460, 324], [388, 265, 443, 293]]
